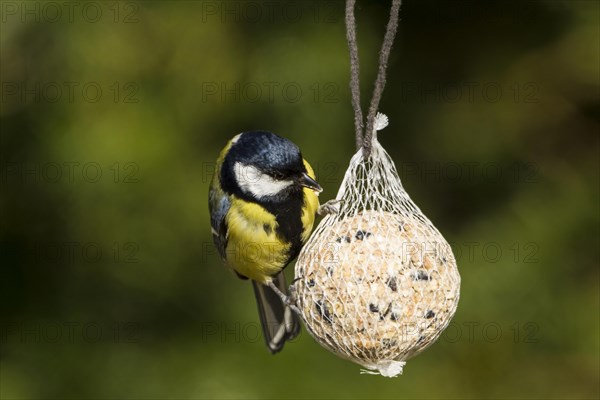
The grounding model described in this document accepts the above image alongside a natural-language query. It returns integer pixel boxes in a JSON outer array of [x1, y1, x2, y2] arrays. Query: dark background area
[[1, 0, 598, 398]]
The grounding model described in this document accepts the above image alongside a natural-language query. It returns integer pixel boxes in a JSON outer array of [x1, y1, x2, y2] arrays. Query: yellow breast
[[225, 198, 291, 283], [301, 159, 320, 242]]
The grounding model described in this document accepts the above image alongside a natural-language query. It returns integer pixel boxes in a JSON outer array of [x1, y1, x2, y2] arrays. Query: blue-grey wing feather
[[209, 186, 230, 260]]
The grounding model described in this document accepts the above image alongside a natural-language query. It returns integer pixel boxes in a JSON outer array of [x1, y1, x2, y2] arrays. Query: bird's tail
[[252, 272, 300, 354]]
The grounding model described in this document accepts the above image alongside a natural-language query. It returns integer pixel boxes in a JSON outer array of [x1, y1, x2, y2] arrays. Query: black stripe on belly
[[263, 193, 305, 261]]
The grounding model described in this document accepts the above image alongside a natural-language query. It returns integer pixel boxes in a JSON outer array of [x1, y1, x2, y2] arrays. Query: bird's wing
[[209, 184, 230, 261]]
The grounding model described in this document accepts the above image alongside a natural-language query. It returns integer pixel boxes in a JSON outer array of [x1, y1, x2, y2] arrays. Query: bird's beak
[[297, 172, 323, 193]]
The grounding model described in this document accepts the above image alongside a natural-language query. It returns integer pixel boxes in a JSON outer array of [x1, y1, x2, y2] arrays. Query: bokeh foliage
[[1, 0, 598, 398]]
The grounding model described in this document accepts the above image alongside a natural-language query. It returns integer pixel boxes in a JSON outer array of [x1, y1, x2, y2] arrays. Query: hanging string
[[362, 0, 401, 157], [345, 0, 364, 150], [345, 0, 402, 158]]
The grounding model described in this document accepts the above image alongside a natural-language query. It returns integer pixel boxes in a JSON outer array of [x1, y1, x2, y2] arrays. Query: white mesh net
[[292, 114, 460, 377]]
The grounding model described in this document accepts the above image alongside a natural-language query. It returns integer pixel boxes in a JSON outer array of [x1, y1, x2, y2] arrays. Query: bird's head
[[221, 131, 322, 202]]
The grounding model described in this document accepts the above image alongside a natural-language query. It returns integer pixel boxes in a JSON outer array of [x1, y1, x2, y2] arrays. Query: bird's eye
[[272, 172, 286, 180]]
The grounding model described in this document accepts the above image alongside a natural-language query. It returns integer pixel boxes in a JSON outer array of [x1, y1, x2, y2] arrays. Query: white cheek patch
[[234, 162, 293, 198]]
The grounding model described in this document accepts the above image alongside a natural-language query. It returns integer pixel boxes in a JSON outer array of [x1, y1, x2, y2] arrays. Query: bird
[[208, 130, 322, 353]]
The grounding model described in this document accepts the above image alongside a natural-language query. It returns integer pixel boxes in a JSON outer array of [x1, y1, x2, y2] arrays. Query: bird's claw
[[318, 199, 344, 216], [267, 280, 301, 317], [267, 280, 294, 306]]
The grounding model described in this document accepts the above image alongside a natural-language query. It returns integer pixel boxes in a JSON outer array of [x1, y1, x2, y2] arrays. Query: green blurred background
[[1, 0, 598, 398]]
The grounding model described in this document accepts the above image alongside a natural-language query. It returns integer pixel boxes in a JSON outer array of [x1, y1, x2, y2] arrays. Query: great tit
[[209, 131, 322, 353]]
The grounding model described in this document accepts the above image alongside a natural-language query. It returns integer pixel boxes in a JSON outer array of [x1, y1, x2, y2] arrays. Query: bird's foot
[[267, 280, 292, 306], [318, 199, 343, 216], [267, 280, 301, 314]]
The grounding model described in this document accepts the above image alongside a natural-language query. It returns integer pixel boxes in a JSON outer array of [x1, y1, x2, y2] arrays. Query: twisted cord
[[362, 0, 401, 158], [345, 0, 364, 150]]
